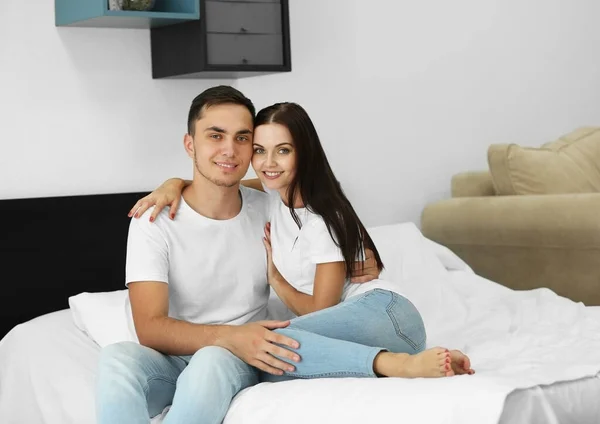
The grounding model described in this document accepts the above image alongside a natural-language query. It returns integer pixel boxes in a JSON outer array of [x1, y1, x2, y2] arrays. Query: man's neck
[[183, 176, 242, 220]]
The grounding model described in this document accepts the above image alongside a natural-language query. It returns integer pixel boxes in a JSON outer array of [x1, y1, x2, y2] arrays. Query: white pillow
[[70, 288, 295, 346], [69, 290, 139, 347]]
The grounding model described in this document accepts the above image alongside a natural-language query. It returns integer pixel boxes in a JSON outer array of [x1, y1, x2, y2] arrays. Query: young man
[[96, 86, 380, 424]]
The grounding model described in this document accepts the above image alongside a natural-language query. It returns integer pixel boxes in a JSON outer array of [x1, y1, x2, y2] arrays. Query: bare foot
[[374, 347, 454, 378], [450, 350, 475, 375]]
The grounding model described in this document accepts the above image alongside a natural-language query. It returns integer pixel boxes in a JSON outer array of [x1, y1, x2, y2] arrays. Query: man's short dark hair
[[187, 86, 255, 136]]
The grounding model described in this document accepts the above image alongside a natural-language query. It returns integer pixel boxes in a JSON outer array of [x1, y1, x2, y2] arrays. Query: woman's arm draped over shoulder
[[241, 178, 265, 192], [129, 177, 264, 221], [128, 178, 190, 221]]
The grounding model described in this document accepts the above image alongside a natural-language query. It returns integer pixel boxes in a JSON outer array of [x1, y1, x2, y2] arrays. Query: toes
[[436, 348, 451, 360], [443, 363, 454, 377], [454, 351, 471, 370], [463, 356, 471, 370], [449, 350, 474, 375], [455, 367, 468, 375]]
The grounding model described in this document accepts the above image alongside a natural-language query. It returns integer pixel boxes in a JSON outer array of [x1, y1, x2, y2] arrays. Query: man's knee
[[179, 346, 256, 393], [97, 341, 159, 384], [100, 342, 147, 364], [185, 346, 239, 375], [99, 342, 144, 367]]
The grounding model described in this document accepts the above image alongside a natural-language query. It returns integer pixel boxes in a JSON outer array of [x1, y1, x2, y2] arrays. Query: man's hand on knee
[[219, 321, 301, 375]]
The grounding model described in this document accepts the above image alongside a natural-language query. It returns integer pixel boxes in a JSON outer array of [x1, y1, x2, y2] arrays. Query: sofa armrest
[[421, 193, 600, 305], [451, 171, 496, 197]]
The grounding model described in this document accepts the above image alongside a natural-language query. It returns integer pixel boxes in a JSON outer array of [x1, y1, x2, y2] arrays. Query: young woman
[[132, 102, 474, 379]]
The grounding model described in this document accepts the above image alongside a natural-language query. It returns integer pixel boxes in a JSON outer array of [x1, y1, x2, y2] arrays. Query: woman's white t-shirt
[[268, 192, 402, 301]]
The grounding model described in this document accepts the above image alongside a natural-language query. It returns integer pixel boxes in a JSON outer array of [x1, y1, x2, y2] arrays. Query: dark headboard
[[0, 191, 149, 340]]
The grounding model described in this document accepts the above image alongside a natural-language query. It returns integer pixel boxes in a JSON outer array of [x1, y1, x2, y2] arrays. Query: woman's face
[[252, 123, 297, 194]]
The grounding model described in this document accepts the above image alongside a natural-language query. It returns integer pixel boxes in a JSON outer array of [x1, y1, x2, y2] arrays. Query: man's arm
[[349, 249, 380, 283], [128, 281, 300, 375], [128, 281, 224, 355]]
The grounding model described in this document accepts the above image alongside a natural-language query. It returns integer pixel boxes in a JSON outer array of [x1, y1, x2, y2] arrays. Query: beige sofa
[[421, 127, 600, 306]]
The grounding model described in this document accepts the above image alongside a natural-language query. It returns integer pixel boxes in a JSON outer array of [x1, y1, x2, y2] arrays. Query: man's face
[[185, 104, 254, 188]]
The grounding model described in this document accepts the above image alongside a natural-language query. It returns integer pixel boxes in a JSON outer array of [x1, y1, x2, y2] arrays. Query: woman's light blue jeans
[[96, 289, 426, 424]]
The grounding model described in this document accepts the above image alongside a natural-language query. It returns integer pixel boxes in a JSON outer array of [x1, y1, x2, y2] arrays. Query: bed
[[1, 192, 599, 424]]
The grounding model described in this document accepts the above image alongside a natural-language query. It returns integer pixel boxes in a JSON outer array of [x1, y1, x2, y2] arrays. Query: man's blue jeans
[[96, 289, 426, 424]]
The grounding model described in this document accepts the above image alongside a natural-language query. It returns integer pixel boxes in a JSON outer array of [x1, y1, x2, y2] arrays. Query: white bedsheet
[[499, 306, 600, 424], [2, 300, 599, 424], [2, 295, 600, 424], [2, 223, 600, 424], [0, 310, 98, 424]]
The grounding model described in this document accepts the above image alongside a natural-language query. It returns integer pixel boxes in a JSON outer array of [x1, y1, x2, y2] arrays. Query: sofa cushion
[[488, 127, 600, 195]]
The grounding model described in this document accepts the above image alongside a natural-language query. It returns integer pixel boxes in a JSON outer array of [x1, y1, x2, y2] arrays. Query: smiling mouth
[[263, 171, 283, 180], [215, 162, 237, 170]]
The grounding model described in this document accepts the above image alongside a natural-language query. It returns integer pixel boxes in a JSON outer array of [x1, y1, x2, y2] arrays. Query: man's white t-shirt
[[125, 186, 271, 326], [268, 193, 402, 301]]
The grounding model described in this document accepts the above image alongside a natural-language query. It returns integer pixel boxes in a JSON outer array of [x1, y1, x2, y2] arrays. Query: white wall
[[1, 0, 599, 227], [239, 0, 600, 226], [0, 0, 231, 200]]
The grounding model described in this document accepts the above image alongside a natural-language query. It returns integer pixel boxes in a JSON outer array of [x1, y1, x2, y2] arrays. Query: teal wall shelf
[[55, 0, 200, 29]]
